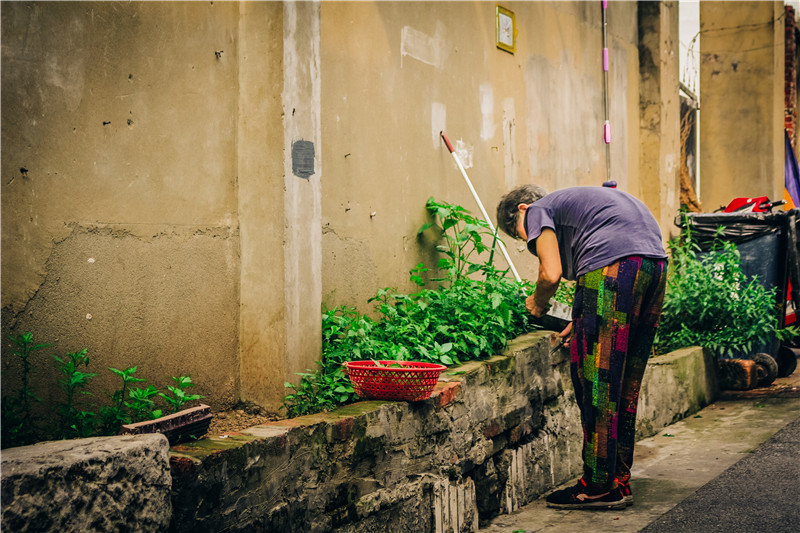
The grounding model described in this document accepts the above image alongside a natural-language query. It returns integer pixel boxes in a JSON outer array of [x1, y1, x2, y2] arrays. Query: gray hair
[[496, 184, 548, 238]]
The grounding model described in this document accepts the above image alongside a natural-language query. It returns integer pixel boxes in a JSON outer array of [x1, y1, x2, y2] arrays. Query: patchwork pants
[[570, 255, 668, 489]]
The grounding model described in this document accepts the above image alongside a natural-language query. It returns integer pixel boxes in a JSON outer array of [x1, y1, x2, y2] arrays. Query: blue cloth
[[785, 130, 800, 207], [524, 187, 667, 280]]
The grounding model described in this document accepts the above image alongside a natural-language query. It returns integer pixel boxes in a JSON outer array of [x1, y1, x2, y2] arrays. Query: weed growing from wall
[[1, 332, 51, 446], [54, 348, 98, 439], [1, 339, 204, 449]]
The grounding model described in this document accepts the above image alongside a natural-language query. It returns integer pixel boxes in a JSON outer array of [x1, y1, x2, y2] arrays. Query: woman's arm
[[526, 228, 563, 317]]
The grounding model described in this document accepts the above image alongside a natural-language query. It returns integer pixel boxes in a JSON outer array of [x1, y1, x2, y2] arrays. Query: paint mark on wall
[[503, 98, 517, 189], [292, 140, 315, 179], [432, 102, 447, 149], [480, 84, 495, 140], [401, 22, 446, 69], [454, 139, 473, 169]]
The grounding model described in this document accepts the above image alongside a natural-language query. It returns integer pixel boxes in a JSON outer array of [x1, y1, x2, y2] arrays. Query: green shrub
[[99, 366, 146, 434], [283, 198, 542, 417], [655, 229, 795, 357]]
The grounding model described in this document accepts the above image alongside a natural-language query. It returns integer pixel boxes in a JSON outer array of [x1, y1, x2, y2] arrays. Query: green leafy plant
[[159, 375, 204, 413], [53, 348, 97, 439], [284, 198, 538, 417], [655, 228, 796, 357], [127, 385, 163, 422], [1, 332, 51, 447], [418, 197, 504, 283], [284, 364, 355, 418], [99, 366, 146, 433], [2, 333, 207, 447]]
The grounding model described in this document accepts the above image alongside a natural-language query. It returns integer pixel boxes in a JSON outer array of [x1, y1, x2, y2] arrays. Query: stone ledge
[[169, 336, 717, 532], [0, 339, 716, 533], [1, 434, 172, 533]]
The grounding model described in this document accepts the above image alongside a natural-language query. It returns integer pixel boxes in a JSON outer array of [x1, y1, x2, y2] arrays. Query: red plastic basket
[[344, 360, 447, 402]]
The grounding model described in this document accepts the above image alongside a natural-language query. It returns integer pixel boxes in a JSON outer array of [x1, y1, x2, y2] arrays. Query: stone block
[[637, 346, 719, 438], [1, 434, 171, 533]]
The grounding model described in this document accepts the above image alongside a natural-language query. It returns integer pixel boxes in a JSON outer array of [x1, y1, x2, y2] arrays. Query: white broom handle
[[441, 132, 522, 284]]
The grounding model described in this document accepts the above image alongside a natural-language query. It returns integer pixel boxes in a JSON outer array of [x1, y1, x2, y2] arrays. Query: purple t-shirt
[[524, 187, 666, 280]]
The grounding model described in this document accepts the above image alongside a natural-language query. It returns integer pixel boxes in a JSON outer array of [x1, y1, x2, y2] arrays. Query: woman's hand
[[526, 294, 548, 317], [551, 322, 573, 350]]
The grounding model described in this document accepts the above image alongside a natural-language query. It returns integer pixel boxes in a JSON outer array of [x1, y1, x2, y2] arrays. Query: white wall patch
[[454, 139, 474, 169], [480, 83, 495, 140], [432, 102, 447, 149], [503, 98, 517, 189], [401, 22, 446, 69]]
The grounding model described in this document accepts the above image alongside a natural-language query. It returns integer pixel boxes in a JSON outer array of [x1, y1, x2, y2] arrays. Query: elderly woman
[[496, 184, 668, 510]]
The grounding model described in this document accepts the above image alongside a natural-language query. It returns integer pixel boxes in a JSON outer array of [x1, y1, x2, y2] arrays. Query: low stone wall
[[0, 337, 716, 533], [168, 334, 717, 532], [1, 434, 172, 533]]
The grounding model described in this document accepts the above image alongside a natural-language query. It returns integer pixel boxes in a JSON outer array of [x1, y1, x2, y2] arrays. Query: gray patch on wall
[[292, 140, 315, 179]]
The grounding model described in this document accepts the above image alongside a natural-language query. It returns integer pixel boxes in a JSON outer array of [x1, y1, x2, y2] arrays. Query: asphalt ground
[[480, 366, 800, 533], [640, 415, 800, 533]]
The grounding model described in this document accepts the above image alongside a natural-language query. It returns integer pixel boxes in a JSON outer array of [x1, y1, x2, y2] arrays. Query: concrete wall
[[2, 2, 738, 414], [639, 1, 682, 239], [1, 434, 171, 533], [700, 1, 785, 211], [0, 2, 322, 412], [319, 1, 654, 309], [1, 2, 244, 409]]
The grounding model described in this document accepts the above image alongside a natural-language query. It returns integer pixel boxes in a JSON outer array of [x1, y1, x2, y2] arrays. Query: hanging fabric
[[784, 129, 800, 209]]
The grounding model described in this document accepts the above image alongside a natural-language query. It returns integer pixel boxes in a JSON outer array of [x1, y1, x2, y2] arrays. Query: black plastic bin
[[676, 209, 800, 382]]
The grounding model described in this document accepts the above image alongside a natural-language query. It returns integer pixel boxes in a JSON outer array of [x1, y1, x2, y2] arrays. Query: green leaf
[[466, 263, 482, 275]]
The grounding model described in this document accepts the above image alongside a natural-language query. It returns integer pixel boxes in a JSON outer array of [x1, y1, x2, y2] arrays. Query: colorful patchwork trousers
[[570, 255, 668, 489]]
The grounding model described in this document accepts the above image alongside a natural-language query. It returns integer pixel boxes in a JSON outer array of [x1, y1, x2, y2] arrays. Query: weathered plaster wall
[[281, 1, 323, 404], [1, 2, 242, 407], [700, 1, 785, 211], [319, 1, 646, 311], [236, 1, 291, 410], [2, 1, 691, 414], [638, 1, 682, 240]]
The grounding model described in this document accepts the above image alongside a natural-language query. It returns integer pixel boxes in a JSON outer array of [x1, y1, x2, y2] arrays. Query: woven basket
[[344, 360, 447, 402]]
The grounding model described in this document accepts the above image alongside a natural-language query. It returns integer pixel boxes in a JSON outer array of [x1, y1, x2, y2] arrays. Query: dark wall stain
[[292, 140, 315, 180]]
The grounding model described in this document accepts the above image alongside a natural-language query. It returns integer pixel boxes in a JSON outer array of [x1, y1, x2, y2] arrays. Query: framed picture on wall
[[496, 6, 516, 54]]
